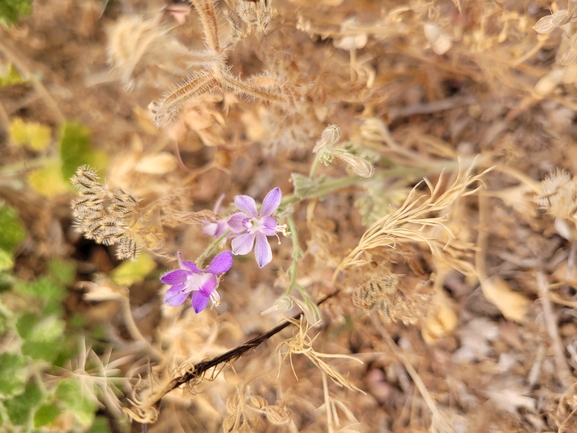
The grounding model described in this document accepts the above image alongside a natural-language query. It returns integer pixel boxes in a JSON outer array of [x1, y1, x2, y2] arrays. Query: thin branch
[[133, 290, 340, 411]]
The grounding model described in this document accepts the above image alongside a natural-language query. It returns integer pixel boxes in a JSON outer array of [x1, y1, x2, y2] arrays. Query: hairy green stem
[[285, 215, 302, 295], [282, 166, 420, 207], [195, 229, 231, 267], [308, 152, 323, 179]]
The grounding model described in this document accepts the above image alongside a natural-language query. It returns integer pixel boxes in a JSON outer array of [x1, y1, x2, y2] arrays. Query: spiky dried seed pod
[[70, 165, 142, 260]]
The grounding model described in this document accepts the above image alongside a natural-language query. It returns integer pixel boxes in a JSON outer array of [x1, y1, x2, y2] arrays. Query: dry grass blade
[[335, 162, 491, 278], [276, 317, 364, 393]]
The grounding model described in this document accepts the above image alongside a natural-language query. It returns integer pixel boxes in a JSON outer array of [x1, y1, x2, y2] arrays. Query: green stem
[[281, 167, 427, 206], [285, 215, 302, 295], [195, 229, 231, 268], [308, 152, 322, 178], [283, 215, 321, 322]]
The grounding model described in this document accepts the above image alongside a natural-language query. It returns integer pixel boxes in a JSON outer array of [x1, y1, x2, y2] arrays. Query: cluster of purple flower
[[161, 188, 284, 313]]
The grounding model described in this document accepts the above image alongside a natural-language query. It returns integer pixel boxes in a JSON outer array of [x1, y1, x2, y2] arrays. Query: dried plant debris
[[71, 165, 146, 260], [224, 386, 291, 432], [353, 271, 432, 325]]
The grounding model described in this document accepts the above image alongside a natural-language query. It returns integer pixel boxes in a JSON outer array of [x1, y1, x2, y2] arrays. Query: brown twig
[[134, 290, 340, 412]]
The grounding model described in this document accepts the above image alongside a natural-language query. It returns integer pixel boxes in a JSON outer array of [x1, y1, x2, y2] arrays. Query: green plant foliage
[[15, 311, 37, 339], [9, 117, 52, 151], [0, 250, 13, 272], [4, 379, 42, 426], [0, 353, 28, 398], [0, 0, 32, 26], [111, 252, 157, 287], [27, 161, 72, 198], [0, 204, 26, 253], [0, 300, 12, 334], [33, 401, 60, 428], [48, 258, 76, 286], [14, 276, 65, 315], [55, 378, 97, 427], [86, 416, 113, 433], [0, 63, 26, 87], [20, 316, 66, 362], [0, 271, 15, 293], [59, 122, 107, 181]]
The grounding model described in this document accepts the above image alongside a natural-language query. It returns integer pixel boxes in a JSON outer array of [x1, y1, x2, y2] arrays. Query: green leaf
[[48, 258, 76, 286], [0, 271, 16, 293], [59, 122, 107, 182], [0, 204, 26, 253], [21, 316, 65, 362], [86, 416, 112, 433], [0, 299, 13, 334], [15, 312, 37, 339], [0, 353, 28, 398], [55, 378, 97, 427], [0, 63, 26, 87], [0, 249, 14, 272], [27, 161, 72, 197], [9, 117, 51, 151], [5, 379, 43, 426], [14, 277, 65, 302], [111, 253, 157, 287], [33, 402, 60, 428], [0, 0, 32, 26]]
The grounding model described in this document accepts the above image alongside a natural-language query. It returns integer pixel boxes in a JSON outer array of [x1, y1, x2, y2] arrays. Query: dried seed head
[[237, 0, 274, 34], [533, 10, 571, 34], [534, 169, 577, 219], [70, 165, 143, 260], [263, 404, 291, 426], [107, 16, 171, 90]]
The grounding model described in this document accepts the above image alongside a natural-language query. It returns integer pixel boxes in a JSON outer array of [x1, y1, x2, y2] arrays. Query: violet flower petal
[[234, 195, 258, 217], [260, 215, 279, 236], [164, 283, 189, 306], [201, 222, 218, 237], [260, 188, 281, 217], [182, 260, 201, 274], [191, 291, 210, 313], [198, 273, 218, 295], [206, 252, 233, 274], [254, 231, 273, 268], [160, 269, 188, 285], [232, 232, 257, 255], [227, 213, 248, 232]]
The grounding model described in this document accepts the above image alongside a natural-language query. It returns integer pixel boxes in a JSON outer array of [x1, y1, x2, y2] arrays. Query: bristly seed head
[[70, 165, 142, 260]]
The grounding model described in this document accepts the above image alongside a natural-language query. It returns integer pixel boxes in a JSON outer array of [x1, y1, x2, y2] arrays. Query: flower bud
[[313, 124, 341, 153], [334, 150, 375, 178]]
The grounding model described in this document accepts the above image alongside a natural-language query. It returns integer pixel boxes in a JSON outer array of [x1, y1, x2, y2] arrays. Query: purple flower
[[201, 218, 230, 238], [161, 251, 233, 313], [201, 194, 233, 238], [228, 187, 284, 268]]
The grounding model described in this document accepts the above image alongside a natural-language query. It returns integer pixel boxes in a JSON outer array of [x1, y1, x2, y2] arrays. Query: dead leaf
[[421, 290, 458, 344], [135, 152, 177, 174], [480, 276, 530, 323]]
